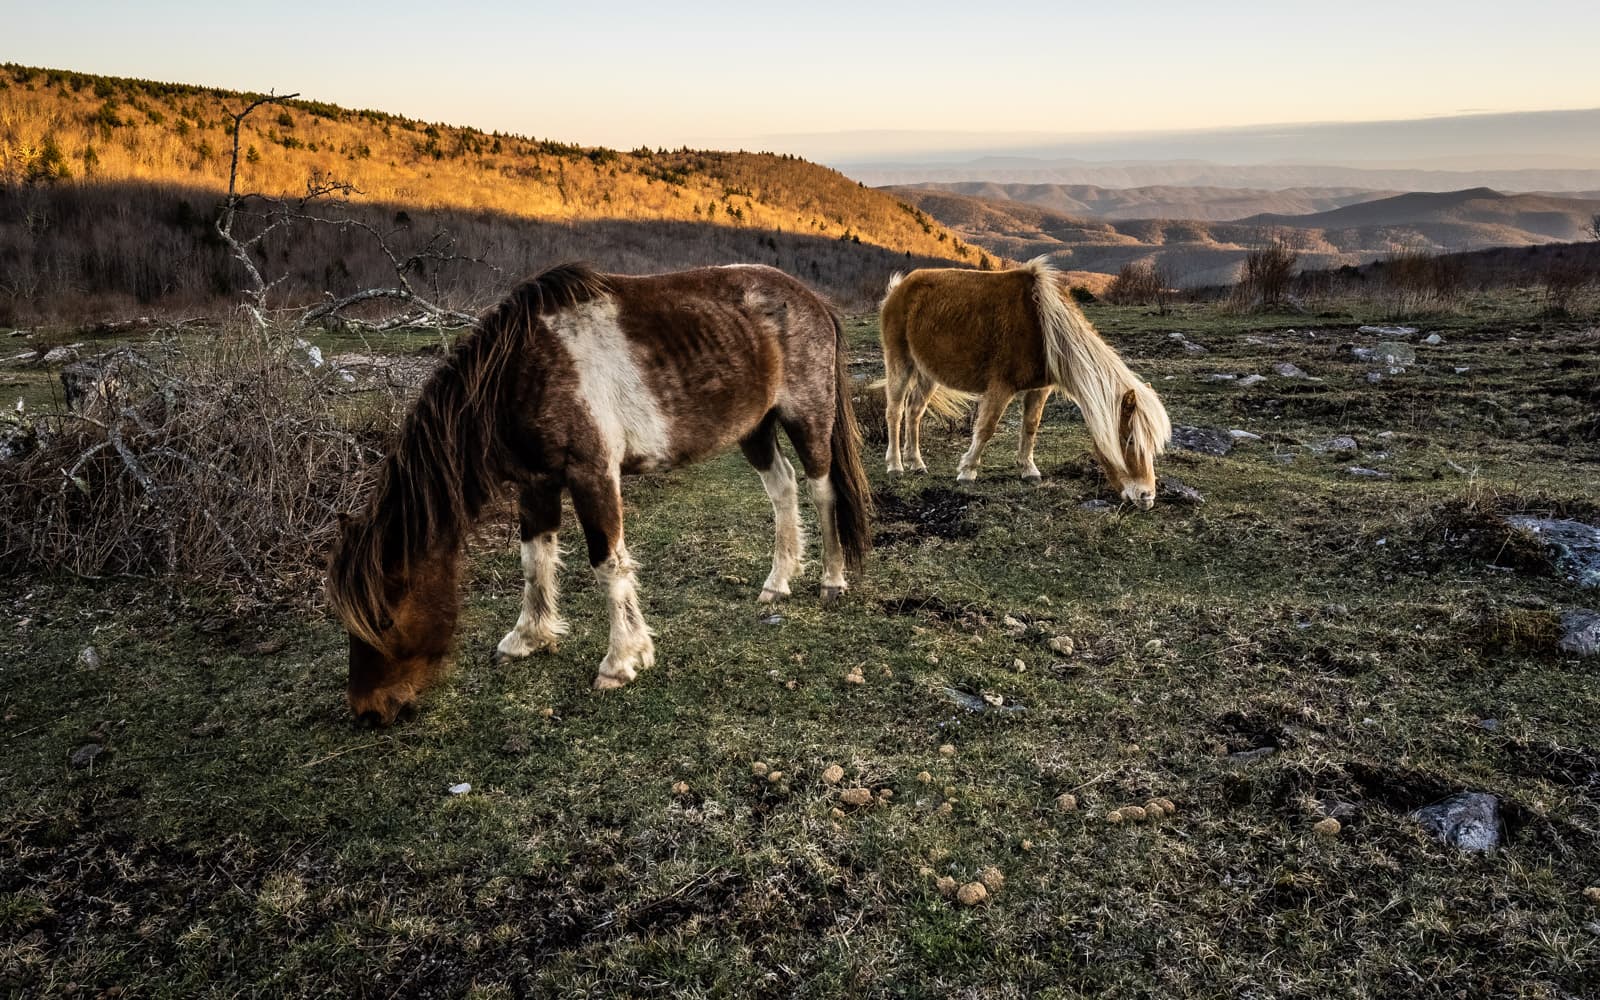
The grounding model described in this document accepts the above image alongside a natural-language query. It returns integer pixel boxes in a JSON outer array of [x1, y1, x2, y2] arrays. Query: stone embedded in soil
[[1558, 610, 1600, 656], [1358, 325, 1419, 338], [1122, 805, 1149, 822], [1411, 792, 1501, 852], [448, 782, 471, 795], [839, 787, 874, 807], [1584, 886, 1600, 905], [671, 781, 690, 795], [76, 646, 102, 669], [1273, 363, 1307, 378], [1049, 635, 1075, 655], [1235, 374, 1266, 388], [1313, 817, 1342, 837], [1346, 466, 1392, 479], [1423, 333, 1443, 345], [977, 866, 1005, 891], [1157, 476, 1206, 506], [956, 881, 989, 906], [1316, 435, 1359, 453], [70, 743, 103, 769], [1170, 425, 1234, 456], [822, 764, 845, 785], [1056, 793, 1078, 812], [935, 875, 958, 897], [1505, 517, 1600, 589], [939, 744, 956, 756], [1229, 429, 1263, 442], [751, 761, 769, 776]]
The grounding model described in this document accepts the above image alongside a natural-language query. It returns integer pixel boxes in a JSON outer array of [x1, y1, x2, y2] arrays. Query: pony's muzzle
[[1122, 484, 1156, 510]]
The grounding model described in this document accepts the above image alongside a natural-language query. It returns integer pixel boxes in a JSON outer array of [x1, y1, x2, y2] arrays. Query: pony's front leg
[[1015, 388, 1051, 482], [883, 368, 911, 474], [740, 421, 803, 602], [808, 475, 848, 604], [571, 469, 655, 690], [956, 388, 1013, 482], [496, 482, 570, 661]]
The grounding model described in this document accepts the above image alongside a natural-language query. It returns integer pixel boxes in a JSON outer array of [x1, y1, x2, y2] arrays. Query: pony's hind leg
[[956, 386, 1014, 483], [778, 413, 847, 604], [495, 479, 570, 661], [882, 364, 913, 475], [569, 467, 655, 690], [903, 374, 933, 474], [740, 415, 804, 602], [1016, 387, 1052, 481]]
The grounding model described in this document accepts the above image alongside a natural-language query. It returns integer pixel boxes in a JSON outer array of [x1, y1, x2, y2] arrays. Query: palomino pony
[[327, 263, 872, 725], [879, 257, 1172, 506]]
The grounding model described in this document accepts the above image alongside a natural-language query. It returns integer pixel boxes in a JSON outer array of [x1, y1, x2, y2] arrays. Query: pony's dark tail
[[828, 312, 873, 571]]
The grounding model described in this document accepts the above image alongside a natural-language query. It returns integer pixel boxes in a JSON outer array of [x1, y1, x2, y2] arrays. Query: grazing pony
[[327, 263, 872, 725], [879, 257, 1172, 506]]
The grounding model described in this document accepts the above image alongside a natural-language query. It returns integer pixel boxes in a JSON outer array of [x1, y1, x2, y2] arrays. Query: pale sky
[[5, 0, 1598, 161]]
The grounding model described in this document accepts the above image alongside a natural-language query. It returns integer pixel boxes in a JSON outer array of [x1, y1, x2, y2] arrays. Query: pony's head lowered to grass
[[1092, 381, 1171, 510], [326, 269, 599, 724]]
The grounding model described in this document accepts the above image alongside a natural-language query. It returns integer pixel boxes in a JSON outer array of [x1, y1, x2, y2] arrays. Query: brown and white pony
[[879, 257, 1172, 506], [327, 263, 872, 725]]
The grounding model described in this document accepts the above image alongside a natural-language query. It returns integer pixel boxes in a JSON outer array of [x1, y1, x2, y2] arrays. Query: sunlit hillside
[[0, 64, 984, 264]]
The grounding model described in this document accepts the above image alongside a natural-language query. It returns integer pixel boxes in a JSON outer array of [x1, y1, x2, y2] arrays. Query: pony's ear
[[1121, 388, 1138, 415]]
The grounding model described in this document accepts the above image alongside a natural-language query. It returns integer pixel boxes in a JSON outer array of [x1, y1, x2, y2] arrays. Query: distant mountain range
[[886, 183, 1397, 222], [890, 186, 1600, 286]]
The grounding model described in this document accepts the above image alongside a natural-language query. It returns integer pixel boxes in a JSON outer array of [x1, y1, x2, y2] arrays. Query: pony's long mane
[[1025, 256, 1171, 478], [328, 263, 611, 651]]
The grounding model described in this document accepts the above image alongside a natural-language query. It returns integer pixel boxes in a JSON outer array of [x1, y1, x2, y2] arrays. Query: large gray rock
[[1410, 792, 1500, 852], [1506, 516, 1600, 589], [1358, 325, 1419, 337], [1170, 425, 1233, 456], [1559, 609, 1600, 656]]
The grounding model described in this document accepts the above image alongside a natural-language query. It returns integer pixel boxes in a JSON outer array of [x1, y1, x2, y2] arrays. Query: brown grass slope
[[0, 64, 994, 321]]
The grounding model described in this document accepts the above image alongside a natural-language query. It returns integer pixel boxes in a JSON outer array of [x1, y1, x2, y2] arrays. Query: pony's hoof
[[820, 585, 846, 605], [911, 467, 929, 476], [593, 674, 629, 690], [758, 587, 790, 604], [1021, 473, 1043, 485]]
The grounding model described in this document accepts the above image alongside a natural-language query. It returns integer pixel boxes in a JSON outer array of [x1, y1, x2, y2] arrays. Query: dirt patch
[[872, 485, 982, 546], [878, 593, 994, 630]]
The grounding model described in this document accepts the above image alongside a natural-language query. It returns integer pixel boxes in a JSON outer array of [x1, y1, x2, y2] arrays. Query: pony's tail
[[882, 272, 905, 307], [829, 313, 873, 572], [865, 377, 974, 421]]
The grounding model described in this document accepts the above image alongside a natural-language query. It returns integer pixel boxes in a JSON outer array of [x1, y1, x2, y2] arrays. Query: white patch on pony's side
[[549, 297, 672, 471], [1024, 256, 1171, 479], [497, 532, 568, 657]]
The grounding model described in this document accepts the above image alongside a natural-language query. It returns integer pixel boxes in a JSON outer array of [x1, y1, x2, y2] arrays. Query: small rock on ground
[[1157, 476, 1206, 505], [1558, 609, 1600, 656], [1170, 425, 1233, 456], [1346, 467, 1392, 479], [1411, 792, 1500, 852], [1273, 362, 1307, 378], [1357, 325, 1419, 337], [1505, 517, 1600, 589], [1235, 374, 1266, 388], [70, 743, 104, 769], [76, 646, 102, 669]]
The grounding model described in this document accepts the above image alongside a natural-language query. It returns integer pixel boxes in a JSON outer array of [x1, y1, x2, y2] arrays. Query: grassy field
[[3, 299, 1599, 998]]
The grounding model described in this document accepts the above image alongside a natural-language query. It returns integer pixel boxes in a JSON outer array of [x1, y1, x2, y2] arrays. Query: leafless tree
[[1587, 212, 1600, 242], [216, 92, 494, 331]]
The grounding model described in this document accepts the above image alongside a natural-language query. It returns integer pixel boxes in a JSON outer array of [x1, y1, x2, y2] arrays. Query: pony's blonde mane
[[1024, 256, 1171, 479]]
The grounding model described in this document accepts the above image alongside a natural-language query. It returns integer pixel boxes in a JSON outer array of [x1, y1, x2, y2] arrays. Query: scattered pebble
[[937, 802, 953, 816], [1056, 793, 1078, 812], [1229, 429, 1263, 442], [955, 882, 988, 906], [939, 744, 956, 756], [1152, 797, 1176, 814], [1021, 839, 1034, 851], [76, 646, 102, 669], [839, 787, 873, 807], [1106, 809, 1125, 824], [1144, 799, 1168, 818], [877, 788, 894, 801], [935, 875, 957, 897], [822, 764, 845, 785], [829, 807, 845, 819], [1584, 887, 1600, 905], [844, 668, 865, 685], [1122, 805, 1148, 822], [671, 780, 690, 795], [1011, 658, 1026, 672], [1049, 635, 1075, 655], [767, 770, 784, 783], [917, 771, 933, 784], [751, 761, 769, 777], [978, 866, 1005, 891], [540, 707, 555, 718], [1235, 374, 1266, 388], [1313, 817, 1342, 837], [1143, 639, 1163, 653], [69, 743, 103, 770], [449, 782, 472, 795]]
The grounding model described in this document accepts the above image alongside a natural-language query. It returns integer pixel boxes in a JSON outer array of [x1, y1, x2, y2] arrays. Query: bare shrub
[[1231, 236, 1299, 310], [0, 327, 401, 601], [1539, 260, 1597, 316], [1105, 261, 1168, 309], [1377, 246, 1464, 315]]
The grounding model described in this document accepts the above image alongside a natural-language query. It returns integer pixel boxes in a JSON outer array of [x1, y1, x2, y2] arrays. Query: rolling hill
[[891, 186, 1600, 286], [885, 182, 1395, 222], [0, 64, 988, 322]]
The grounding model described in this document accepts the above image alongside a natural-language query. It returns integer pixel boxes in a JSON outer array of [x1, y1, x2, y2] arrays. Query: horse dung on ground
[[879, 257, 1172, 506], [327, 263, 873, 725]]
